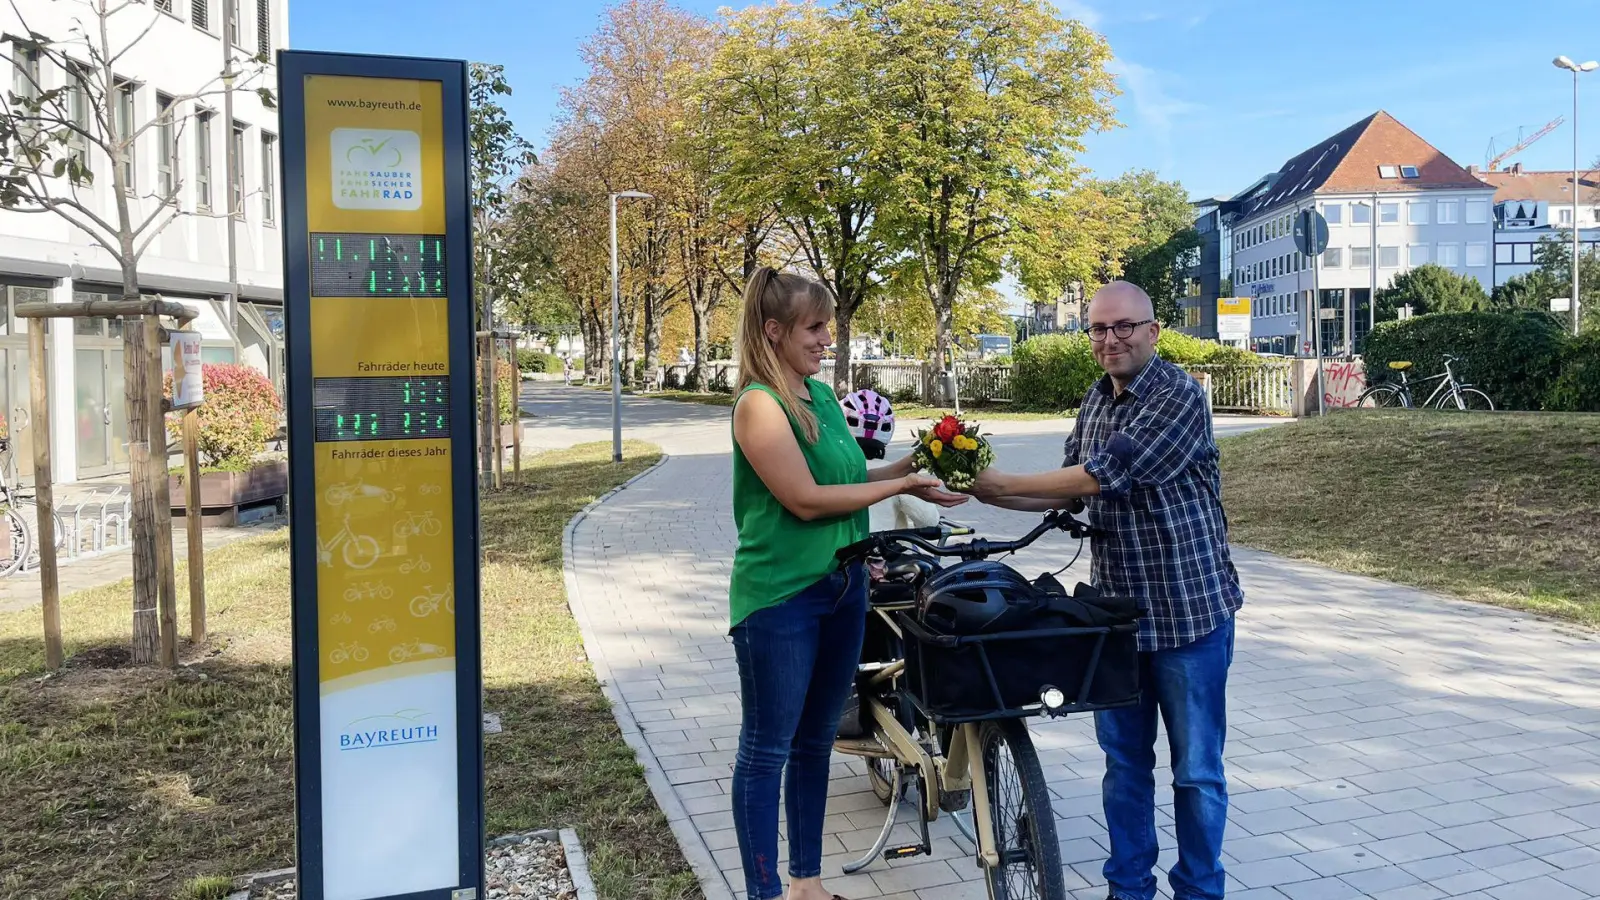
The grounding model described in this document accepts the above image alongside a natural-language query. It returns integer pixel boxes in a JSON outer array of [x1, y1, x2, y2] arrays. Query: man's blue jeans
[[729, 563, 867, 900], [1096, 615, 1235, 900]]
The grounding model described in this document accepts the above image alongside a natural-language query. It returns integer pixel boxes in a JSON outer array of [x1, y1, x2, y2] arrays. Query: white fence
[[1187, 363, 1296, 414]]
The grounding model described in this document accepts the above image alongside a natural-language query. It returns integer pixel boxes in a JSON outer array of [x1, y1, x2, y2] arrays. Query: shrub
[[514, 350, 565, 374], [1011, 333, 1101, 409], [1545, 330, 1600, 412], [1362, 310, 1568, 411], [164, 363, 281, 469], [476, 359, 518, 424]]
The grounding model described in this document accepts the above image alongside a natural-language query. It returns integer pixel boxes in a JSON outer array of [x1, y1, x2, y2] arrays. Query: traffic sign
[[279, 51, 482, 900], [1294, 208, 1330, 257]]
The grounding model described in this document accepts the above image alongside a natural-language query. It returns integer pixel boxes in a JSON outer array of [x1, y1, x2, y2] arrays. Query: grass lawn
[[1218, 410, 1600, 629], [0, 442, 698, 900]]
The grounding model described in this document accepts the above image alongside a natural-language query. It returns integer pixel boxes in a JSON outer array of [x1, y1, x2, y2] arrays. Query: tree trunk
[[743, 222, 761, 281], [832, 307, 855, 396], [689, 300, 709, 391], [643, 283, 664, 377], [933, 282, 958, 404], [125, 297, 159, 665]]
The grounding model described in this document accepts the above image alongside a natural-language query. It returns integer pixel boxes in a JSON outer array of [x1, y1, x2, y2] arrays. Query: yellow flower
[[953, 435, 976, 451], [930, 439, 943, 457]]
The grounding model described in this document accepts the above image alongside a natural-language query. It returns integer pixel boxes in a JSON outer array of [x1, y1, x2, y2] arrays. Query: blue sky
[[290, 0, 1600, 202]]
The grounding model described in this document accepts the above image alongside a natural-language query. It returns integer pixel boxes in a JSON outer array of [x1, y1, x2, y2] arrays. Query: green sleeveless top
[[729, 378, 869, 628]]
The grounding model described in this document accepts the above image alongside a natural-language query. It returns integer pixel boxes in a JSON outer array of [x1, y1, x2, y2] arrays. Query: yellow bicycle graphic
[[368, 616, 397, 634], [329, 610, 353, 626], [399, 554, 431, 575], [408, 585, 454, 618], [343, 581, 393, 602], [388, 641, 448, 664], [394, 511, 442, 539], [325, 479, 401, 506], [329, 641, 369, 665], [318, 515, 381, 569], [419, 483, 443, 495]]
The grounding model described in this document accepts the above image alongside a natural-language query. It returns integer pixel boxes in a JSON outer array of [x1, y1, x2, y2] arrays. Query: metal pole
[[1574, 69, 1583, 335], [1311, 210, 1325, 417], [222, 0, 237, 328], [610, 194, 622, 463]]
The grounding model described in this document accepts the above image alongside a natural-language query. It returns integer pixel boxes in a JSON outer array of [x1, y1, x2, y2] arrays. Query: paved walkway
[[544, 383, 1600, 900]]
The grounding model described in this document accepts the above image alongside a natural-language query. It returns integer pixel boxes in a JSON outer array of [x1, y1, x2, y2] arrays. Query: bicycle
[[1356, 354, 1495, 411], [343, 581, 394, 603], [393, 511, 442, 539], [325, 479, 401, 506], [831, 510, 1141, 900], [318, 515, 382, 569], [0, 437, 66, 577], [388, 640, 448, 664], [328, 641, 369, 665], [408, 585, 453, 618]]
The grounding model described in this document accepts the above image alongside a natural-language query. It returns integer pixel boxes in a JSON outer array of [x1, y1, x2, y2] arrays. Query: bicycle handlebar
[[835, 508, 1095, 565]]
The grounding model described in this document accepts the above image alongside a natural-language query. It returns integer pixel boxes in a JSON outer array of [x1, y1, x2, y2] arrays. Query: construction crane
[[1486, 117, 1563, 171]]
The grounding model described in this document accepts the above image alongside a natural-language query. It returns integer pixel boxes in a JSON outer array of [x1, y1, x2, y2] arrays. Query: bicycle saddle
[[1388, 361, 1413, 371]]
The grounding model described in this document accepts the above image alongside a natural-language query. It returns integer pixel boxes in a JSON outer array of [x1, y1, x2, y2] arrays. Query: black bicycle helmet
[[920, 560, 1047, 635]]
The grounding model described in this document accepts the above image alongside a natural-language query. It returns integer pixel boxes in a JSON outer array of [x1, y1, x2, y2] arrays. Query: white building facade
[[1478, 166, 1600, 288], [1225, 112, 1496, 357], [2, 0, 287, 483]]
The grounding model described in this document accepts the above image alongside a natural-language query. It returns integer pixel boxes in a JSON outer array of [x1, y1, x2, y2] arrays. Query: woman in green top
[[728, 267, 965, 900]]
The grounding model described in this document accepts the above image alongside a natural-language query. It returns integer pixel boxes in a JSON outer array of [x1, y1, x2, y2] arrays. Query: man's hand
[[967, 467, 1014, 504], [907, 481, 970, 508]]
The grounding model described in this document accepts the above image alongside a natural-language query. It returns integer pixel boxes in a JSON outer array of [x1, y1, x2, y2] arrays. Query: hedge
[[1011, 330, 1265, 409], [515, 349, 566, 374], [1362, 311, 1568, 411], [1545, 330, 1600, 412], [163, 363, 282, 468]]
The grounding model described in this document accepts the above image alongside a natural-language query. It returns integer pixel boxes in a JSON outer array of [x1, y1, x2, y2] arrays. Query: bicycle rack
[[13, 487, 137, 575]]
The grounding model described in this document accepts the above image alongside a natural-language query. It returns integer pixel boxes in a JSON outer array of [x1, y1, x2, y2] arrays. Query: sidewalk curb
[[561, 453, 736, 900]]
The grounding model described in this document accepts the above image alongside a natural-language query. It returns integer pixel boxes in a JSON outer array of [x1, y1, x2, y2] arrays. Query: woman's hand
[[899, 473, 969, 508]]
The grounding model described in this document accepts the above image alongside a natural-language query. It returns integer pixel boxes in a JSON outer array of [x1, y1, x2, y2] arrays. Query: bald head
[[1086, 280, 1160, 388]]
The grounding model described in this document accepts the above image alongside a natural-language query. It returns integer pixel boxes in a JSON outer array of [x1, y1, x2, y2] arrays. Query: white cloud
[[1107, 57, 1204, 165], [1051, 0, 1103, 28]]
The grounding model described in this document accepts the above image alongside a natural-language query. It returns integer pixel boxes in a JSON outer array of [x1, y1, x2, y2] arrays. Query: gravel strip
[[244, 835, 578, 900]]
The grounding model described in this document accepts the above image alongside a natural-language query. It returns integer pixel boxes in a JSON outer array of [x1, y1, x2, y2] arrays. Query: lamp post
[[610, 190, 653, 463], [1554, 55, 1597, 335]]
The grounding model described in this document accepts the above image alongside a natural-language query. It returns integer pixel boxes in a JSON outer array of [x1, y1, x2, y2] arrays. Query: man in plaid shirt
[[971, 281, 1242, 900]]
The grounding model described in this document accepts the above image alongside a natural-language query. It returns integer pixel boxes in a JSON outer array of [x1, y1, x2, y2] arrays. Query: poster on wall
[[170, 331, 205, 409]]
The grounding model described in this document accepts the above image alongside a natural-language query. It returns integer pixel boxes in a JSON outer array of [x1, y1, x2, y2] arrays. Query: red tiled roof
[[1477, 168, 1600, 203]]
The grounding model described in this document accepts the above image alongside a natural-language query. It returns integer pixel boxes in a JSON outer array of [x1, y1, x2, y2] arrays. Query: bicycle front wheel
[[0, 507, 30, 577], [1356, 384, 1409, 409], [980, 719, 1065, 900], [1437, 388, 1494, 411]]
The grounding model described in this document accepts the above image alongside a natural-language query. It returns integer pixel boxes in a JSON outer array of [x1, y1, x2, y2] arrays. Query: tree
[[1528, 233, 1600, 332], [861, 0, 1118, 367], [708, 1, 899, 393], [0, 0, 272, 665], [1491, 269, 1564, 312], [1374, 263, 1491, 320], [468, 62, 536, 330], [1094, 170, 1199, 324]]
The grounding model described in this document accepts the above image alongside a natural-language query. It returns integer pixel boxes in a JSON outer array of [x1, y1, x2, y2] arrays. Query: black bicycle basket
[[898, 589, 1142, 723]]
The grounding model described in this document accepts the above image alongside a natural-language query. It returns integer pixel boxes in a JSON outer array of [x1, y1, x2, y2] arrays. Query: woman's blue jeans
[[730, 563, 867, 900]]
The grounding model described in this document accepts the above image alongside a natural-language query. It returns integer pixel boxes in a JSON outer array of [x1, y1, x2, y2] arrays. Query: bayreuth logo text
[[330, 127, 423, 212], [339, 708, 439, 751]]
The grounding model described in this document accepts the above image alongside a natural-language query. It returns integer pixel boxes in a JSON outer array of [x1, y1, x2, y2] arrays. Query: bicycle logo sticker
[[408, 585, 453, 618], [318, 515, 381, 569]]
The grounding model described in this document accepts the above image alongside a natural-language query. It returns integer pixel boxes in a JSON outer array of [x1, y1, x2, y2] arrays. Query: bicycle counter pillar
[[279, 51, 484, 900]]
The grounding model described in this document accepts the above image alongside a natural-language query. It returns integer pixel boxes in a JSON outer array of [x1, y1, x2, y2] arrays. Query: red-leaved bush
[[164, 363, 282, 467]]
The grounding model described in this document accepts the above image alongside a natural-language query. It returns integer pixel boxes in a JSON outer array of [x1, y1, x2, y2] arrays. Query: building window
[[157, 94, 178, 203], [231, 120, 247, 217], [1351, 203, 1371, 225], [1512, 243, 1534, 265], [1438, 244, 1460, 267], [1409, 244, 1430, 266], [1466, 199, 1489, 224], [195, 110, 213, 211], [1378, 246, 1400, 268], [156, 0, 178, 14], [1400, 165, 1419, 178], [1324, 247, 1343, 268], [192, 0, 210, 32], [1494, 244, 1512, 264], [114, 80, 136, 194], [66, 65, 90, 168], [1379, 202, 1400, 224], [1323, 202, 1343, 225], [227, 0, 242, 45], [257, 0, 272, 55], [1466, 243, 1489, 267], [262, 132, 276, 223], [1379, 165, 1399, 179], [1437, 200, 1459, 224], [1351, 246, 1372, 267], [1408, 201, 1429, 225], [1559, 208, 1573, 225]]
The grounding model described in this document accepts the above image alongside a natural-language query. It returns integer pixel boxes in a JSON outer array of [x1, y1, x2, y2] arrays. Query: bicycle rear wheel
[[1356, 384, 1409, 408], [1437, 388, 1494, 411], [979, 719, 1065, 900], [0, 507, 30, 577]]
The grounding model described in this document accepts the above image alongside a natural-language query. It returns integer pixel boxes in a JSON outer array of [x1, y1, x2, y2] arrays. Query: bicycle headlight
[[1040, 686, 1066, 710]]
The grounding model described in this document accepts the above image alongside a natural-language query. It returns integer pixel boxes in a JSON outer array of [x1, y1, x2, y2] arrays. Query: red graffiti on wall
[[1320, 360, 1367, 408]]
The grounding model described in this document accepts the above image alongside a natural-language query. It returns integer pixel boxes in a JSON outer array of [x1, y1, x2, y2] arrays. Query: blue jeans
[[1096, 615, 1235, 900], [730, 563, 867, 900]]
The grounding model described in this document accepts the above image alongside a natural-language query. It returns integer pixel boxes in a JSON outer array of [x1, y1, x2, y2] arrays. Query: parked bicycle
[[1356, 355, 1495, 411], [0, 437, 65, 577], [831, 510, 1141, 900]]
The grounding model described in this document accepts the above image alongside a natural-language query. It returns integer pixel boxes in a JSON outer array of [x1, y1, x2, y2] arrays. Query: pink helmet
[[841, 389, 895, 459]]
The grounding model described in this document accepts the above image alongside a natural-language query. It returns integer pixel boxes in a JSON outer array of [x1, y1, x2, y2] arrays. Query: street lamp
[[1554, 55, 1598, 335], [609, 190, 653, 462]]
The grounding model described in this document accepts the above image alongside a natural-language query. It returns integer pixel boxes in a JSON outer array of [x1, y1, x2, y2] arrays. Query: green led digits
[[313, 377, 452, 442], [309, 232, 447, 298]]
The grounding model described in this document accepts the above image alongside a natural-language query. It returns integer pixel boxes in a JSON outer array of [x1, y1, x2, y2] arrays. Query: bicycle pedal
[[883, 843, 930, 860]]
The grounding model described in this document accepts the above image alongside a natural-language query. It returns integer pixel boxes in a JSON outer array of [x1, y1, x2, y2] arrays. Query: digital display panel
[[310, 232, 447, 298], [313, 376, 451, 442]]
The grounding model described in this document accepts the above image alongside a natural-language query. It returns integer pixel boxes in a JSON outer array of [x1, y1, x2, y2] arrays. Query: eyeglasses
[[1087, 319, 1154, 342]]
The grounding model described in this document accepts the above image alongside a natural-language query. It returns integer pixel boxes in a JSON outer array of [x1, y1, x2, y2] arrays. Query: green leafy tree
[[1093, 170, 1199, 324], [862, 0, 1118, 366], [1491, 269, 1564, 312], [469, 62, 537, 329], [1373, 263, 1491, 320], [1529, 234, 1600, 332]]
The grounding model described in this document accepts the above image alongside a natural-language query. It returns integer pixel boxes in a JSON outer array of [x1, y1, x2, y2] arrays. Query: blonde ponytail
[[735, 266, 836, 444]]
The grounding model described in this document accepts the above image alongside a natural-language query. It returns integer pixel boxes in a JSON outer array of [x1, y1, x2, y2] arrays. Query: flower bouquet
[[911, 415, 994, 491]]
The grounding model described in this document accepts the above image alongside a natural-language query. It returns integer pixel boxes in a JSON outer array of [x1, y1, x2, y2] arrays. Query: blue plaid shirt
[[1063, 356, 1243, 652]]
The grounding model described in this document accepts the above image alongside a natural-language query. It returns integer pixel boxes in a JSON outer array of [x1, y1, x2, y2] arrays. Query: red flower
[[933, 415, 961, 444]]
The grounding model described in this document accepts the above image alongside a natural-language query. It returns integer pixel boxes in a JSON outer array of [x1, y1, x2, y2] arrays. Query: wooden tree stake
[[28, 326, 61, 670]]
